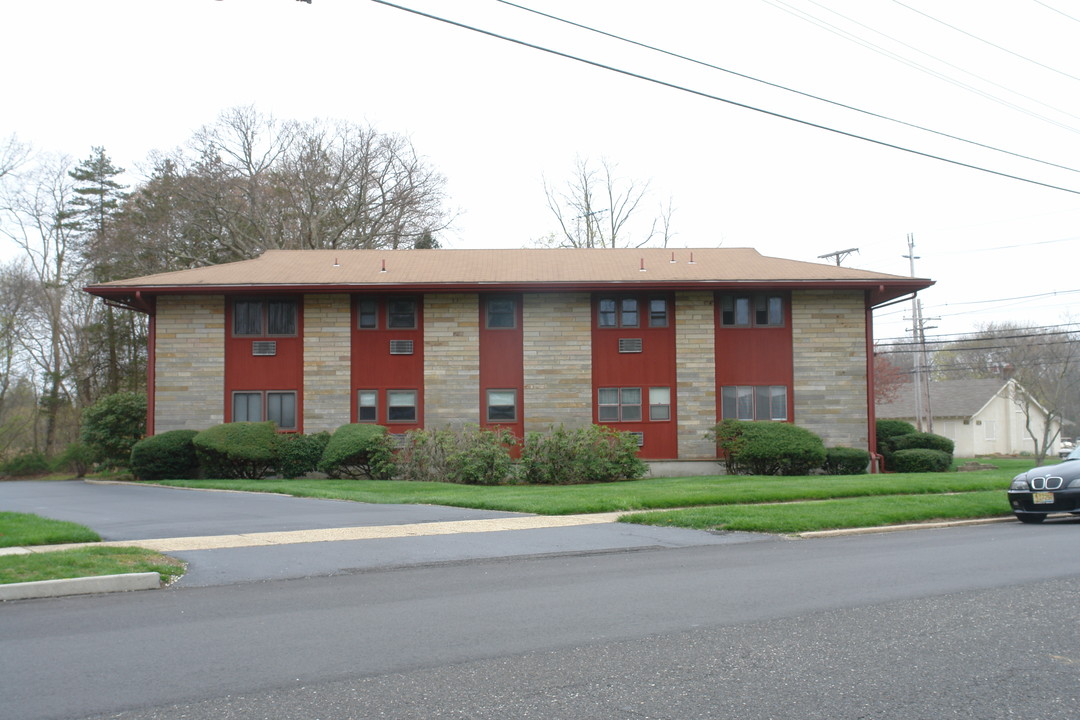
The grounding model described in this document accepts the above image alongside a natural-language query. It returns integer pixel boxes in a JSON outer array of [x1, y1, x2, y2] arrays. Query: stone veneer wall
[[791, 290, 869, 450], [522, 293, 592, 432], [424, 294, 480, 427], [154, 295, 225, 433], [303, 294, 352, 433], [674, 291, 718, 458]]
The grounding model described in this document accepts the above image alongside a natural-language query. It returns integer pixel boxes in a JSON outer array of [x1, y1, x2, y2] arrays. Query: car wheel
[[1015, 513, 1046, 524]]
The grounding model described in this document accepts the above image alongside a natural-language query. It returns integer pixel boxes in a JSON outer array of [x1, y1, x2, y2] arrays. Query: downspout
[[865, 290, 880, 473], [144, 293, 156, 437]]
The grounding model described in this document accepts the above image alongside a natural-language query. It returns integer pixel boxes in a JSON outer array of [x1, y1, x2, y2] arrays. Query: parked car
[[1008, 446, 1080, 523], [1060, 440, 1076, 459]]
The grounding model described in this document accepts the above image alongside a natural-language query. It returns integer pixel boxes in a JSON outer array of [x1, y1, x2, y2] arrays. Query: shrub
[[823, 447, 871, 475], [876, 419, 918, 470], [395, 426, 517, 485], [130, 430, 200, 481], [0, 451, 51, 478], [891, 448, 952, 473], [79, 392, 147, 468], [318, 424, 396, 480], [193, 422, 278, 479], [275, 432, 331, 479], [519, 425, 647, 485], [710, 420, 826, 476], [892, 431, 955, 456], [56, 442, 96, 478]]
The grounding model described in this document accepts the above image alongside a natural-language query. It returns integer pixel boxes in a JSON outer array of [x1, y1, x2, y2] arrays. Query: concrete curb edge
[[0, 572, 161, 602]]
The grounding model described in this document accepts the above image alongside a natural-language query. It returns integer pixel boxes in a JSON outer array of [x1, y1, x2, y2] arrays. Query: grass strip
[[0, 546, 186, 585], [156, 469, 1016, 515], [0, 511, 102, 548], [619, 491, 1011, 534]]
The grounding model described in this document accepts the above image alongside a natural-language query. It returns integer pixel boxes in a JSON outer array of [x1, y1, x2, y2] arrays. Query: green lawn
[[155, 461, 1022, 516], [0, 511, 101, 547], [0, 546, 186, 585], [0, 512, 184, 586]]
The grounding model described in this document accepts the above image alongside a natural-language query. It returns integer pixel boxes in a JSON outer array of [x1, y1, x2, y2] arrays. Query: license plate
[[1033, 492, 1054, 504]]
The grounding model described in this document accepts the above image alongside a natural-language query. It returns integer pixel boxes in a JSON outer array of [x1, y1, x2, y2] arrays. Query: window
[[357, 390, 378, 422], [597, 297, 639, 328], [387, 390, 418, 422], [721, 385, 787, 421], [233, 298, 297, 336], [648, 297, 668, 327], [720, 294, 784, 327], [598, 387, 642, 422], [357, 299, 379, 329], [486, 389, 517, 422], [649, 387, 671, 421], [486, 298, 516, 329], [231, 391, 298, 430], [387, 299, 417, 329]]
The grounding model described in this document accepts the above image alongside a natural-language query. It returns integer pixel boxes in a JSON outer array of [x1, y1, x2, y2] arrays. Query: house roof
[[85, 247, 932, 310], [876, 378, 1013, 420]]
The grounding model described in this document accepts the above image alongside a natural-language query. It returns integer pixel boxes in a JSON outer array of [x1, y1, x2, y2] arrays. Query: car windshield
[[1066, 446, 1080, 462]]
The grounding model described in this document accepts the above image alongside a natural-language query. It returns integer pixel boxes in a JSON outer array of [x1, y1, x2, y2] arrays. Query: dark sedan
[[1008, 447, 1080, 523]]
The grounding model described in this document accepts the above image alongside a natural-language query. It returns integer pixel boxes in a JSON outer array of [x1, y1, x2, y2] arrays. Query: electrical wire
[[888, 0, 1080, 84], [370, 0, 1080, 196], [495, 0, 1080, 175], [762, 0, 1080, 133], [1030, 0, 1080, 25]]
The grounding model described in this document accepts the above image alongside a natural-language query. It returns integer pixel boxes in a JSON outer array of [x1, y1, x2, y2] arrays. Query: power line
[[874, 320, 1080, 345], [1030, 0, 1080, 25], [371, 1, 1080, 196], [495, 0, 1080, 175], [762, 0, 1080, 133], [889, 0, 1080, 84]]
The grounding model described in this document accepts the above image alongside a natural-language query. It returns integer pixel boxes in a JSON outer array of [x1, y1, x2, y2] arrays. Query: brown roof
[[876, 379, 1012, 420], [86, 248, 932, 306]]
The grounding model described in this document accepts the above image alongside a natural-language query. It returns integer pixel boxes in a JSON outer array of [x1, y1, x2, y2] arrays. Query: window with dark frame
[[231, 390, 298, 430], [387, 299, 418, 329], [486, 389, 517, 422], [720, 294, 784, 327], [598, 295, 668, 328], [387, 389, 418, 422], [597, 387, 642, 422], [357, 299, 379, 329], [648, 297, 668, 327], [486, 298, 516, 329], [649, 387, 671, 421], [357, 390, 378, 422], [233, 298, 298, 337], [720, 385, 787, 421]]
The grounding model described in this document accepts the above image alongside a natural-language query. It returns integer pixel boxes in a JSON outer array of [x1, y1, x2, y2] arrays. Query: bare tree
[[0, 134, 30, 181], [542, 157, 673, 248]]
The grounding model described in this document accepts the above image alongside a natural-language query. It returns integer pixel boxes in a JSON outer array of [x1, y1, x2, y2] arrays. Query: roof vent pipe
[[670, 252, 676, 263], [640, 258, 646, 272], [689, 252, 695, 264], [381, 259, 387, 273], [332, 257, 340, 267]]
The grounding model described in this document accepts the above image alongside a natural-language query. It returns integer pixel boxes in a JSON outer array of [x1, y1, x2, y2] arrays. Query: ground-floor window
[[232, 390, 298, 430], [486, 389, 518, 422], [598, 387, 642, 422], [720, 385, 787, 421], [357, 390, 378, 422], [387, 389, 418, 423]]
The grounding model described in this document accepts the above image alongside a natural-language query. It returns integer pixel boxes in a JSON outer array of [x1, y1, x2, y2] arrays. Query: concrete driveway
[[0, 480, 762, 587]]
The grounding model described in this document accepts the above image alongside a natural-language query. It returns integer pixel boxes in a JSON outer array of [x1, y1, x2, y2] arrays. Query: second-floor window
[[233, 298, 298, 336]]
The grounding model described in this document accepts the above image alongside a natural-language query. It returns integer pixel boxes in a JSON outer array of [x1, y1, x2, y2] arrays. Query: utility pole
[[818, 247, 859, 266], [903, 233, 935, 432]]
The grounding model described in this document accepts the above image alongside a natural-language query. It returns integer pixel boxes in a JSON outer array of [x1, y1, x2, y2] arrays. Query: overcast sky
[[3, 0, 1078, 343]]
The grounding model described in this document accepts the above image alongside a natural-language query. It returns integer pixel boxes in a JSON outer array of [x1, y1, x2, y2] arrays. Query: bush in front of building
[[395, 426, 517, 485], [891, 431, 954, 456], [710, 420, 827, 476], [891, 448, 952, 473], [193, 422, 279, 479], [130, 430, 200, 481], [822, 446, 871, 475], [518, 425, 648, 484], [0, 450, 51, 478], [80, 392, 147, 469], [875, 419, 918, 470], [275, 431, 331, 479], [317, 424, 396, 480]]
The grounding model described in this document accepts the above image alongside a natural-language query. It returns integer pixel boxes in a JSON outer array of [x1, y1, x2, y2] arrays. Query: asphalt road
[[4, 515, 1080, 720]]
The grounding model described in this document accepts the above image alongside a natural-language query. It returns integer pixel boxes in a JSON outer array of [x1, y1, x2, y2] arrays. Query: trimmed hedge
[[518, 425, 647, 484], [318, 424, 396, 480], [130, 430, 200, 481], [891, 448, 952, 473], [711, 420, 826, 476], [275, 432, 331, 479], [876, 419, 918, 471], [193, 422, 278, 479], [823, 447, 871, 475], [892, 431, 955, 456]]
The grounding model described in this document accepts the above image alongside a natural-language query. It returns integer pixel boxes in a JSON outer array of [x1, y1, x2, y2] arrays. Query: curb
[[0, 572, 161, 602]]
